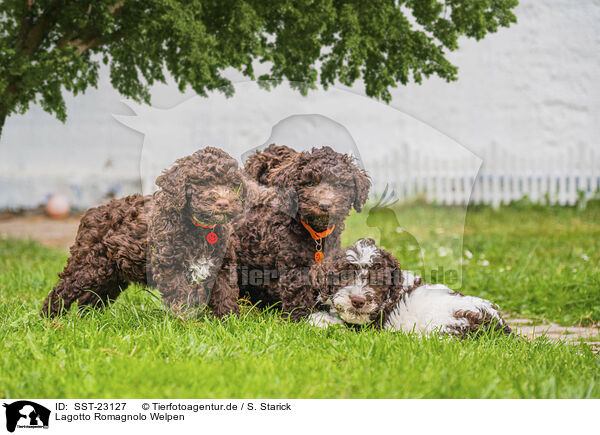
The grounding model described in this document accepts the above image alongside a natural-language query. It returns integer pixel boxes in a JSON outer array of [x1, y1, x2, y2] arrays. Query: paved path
[[506, 316, 599, 354], [0, 214, 80, 251]]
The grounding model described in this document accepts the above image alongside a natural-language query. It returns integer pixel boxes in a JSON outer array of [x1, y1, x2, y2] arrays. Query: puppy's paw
[[307, 311, 345, 328]]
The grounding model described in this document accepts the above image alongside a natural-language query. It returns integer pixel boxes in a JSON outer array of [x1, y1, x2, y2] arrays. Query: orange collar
[[191, 217, 216, 229], [301, 220, 335, 240]]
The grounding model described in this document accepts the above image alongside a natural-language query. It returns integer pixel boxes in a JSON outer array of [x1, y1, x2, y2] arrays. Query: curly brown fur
[[450, 303, 513, 338], [41, 147, 248, 318], [235, 145, 371, 320], [244, 144, 298, 185]]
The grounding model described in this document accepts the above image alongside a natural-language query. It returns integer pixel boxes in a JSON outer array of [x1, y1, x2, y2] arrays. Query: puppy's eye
[[337, 269, 355, 284]]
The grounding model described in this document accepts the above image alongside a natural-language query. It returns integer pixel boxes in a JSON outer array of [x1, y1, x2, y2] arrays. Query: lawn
[[0, 204, 599, 398]]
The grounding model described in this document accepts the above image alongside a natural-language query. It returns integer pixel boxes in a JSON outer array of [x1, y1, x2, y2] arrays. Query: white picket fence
[[367, 144, 600, 207]]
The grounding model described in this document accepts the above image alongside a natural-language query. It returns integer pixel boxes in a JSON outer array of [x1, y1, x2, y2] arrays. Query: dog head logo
[[3, 401, 50, 433]]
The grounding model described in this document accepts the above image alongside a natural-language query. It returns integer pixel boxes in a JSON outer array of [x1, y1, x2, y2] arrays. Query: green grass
[[1, 205, 599, 398]]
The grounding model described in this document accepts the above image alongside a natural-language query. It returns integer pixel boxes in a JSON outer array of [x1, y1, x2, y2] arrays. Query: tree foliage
[[0, 0, 518, 134]]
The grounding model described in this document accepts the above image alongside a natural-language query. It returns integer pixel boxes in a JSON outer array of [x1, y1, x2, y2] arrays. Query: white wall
[[1, 0, 598, 209]]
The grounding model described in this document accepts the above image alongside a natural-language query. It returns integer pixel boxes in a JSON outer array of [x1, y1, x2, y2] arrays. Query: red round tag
[[314, 251, 324, 262], [206, 232, 218, 244]]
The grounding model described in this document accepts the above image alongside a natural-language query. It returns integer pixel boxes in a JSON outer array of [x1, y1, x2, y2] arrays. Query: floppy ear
[[265, 153, 302, 217], [267, 153, 302, 187], [240, 173, 298, 216], [244, 151, 271, 184], [244, 144, 297, 184], [155, 155, 190, 211], [353, 168, 371, 212]]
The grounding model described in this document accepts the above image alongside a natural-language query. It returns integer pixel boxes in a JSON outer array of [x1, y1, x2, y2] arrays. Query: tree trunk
[[0, 105, 6, 139]]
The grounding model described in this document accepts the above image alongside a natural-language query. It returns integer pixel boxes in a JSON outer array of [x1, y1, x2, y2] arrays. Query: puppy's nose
[[215, 199, 230, 210], [318, 200, 333, 211], [350, 295, 366, 309]]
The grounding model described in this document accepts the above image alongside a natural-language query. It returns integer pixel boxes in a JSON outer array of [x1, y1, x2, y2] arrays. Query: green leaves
[[0, 0, 518, 133]]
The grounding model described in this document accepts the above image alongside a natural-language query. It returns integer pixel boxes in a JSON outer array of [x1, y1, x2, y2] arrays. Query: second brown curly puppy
[[235, 144, 371, 320], [41, 147, 249, 318]]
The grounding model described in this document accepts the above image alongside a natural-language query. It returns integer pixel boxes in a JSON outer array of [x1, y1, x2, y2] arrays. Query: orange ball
[[46, 194, 71, 219]]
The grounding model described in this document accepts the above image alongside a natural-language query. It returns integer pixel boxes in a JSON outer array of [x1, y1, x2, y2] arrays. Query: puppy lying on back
[[310, 238, 511, 337]]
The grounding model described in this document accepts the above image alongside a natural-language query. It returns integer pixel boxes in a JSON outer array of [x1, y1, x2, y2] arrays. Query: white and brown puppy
[[309, 238, 511, 337]]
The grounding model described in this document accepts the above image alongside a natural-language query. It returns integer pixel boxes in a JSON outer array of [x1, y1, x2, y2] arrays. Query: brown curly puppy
[[41, 147, 248, 318], [235, 144, 371, 320], [309, 238, 511, 337]]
